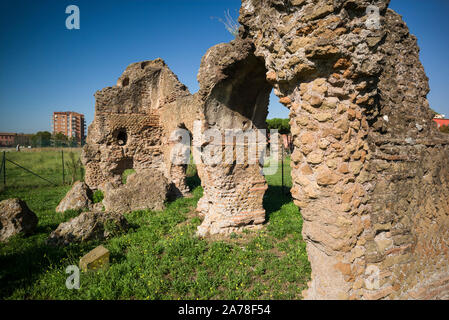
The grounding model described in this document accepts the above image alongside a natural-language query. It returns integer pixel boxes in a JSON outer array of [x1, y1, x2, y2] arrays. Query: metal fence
[[0, 148, 83, 189]]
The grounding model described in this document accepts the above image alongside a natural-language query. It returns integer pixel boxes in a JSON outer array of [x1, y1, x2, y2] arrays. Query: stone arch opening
[[113, 128, 128, 146], [195, 41, 295, 236], [113, 157, 134, 185], [194, 42, 296, 235], [203, 53, 272, 130], [173, 123, 201, 190], [167, 123, 197, 199]]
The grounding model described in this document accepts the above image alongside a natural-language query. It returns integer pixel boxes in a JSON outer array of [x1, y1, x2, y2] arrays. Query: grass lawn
[[0, 148, 82, 190], [0, 151, 311, 300]]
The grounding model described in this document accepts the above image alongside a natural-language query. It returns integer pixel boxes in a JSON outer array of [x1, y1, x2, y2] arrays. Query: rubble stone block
[[0, 198, 38, 242], [79, 245, 110, 272], [56, 181, 92, 213], [102, 169, 169, 213], [47, 211, 128, 246]]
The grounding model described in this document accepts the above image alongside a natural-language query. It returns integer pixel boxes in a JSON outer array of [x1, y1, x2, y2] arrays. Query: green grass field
[[0, 148, 82, 190], [0, 150, 310, 300]]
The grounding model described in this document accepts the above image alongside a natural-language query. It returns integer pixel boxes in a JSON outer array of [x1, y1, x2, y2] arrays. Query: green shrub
[[266, 118, 290, 134], [439, 125, 449, 134], [93, 190, 104, 204], [104, 220, 126, 238], [65, 151, 83, 184], [122, 169, 136, 184]]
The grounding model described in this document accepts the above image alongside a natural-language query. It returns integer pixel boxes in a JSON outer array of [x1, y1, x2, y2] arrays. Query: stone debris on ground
[[0, 198, 38, 242]]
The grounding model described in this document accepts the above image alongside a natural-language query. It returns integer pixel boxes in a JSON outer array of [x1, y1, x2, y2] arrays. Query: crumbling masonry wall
[[238, 0, 449, 300], [193, 39, 272, 236], [81, 59, 199, 198]]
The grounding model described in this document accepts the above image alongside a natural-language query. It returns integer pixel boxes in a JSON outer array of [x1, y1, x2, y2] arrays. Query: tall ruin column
[[239, 0, 449, 299], [194, 39, 272, 236]]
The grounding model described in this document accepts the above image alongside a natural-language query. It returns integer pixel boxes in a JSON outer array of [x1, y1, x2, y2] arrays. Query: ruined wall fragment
[[193, 39, 272, 236], [238, 0, 449, 300], [81, 59, 198, 201]]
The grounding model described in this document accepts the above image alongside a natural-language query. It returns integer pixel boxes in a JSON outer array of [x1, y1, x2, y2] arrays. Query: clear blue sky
[[0, 0, 448, 134]]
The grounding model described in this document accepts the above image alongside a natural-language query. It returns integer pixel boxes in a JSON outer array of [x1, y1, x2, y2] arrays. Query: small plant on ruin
[[104, 220, 124, 238], [121, 169, 136, 184], [212, 9, 240, 37], [93, 190, 104, 204]]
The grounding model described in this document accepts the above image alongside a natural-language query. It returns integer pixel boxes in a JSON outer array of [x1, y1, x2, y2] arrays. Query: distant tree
[[14, 134, 32, 147], [439, 125, 449, 134], [266, 118, 290, 135], [65, 151, 83, 184], [31, 131, 51, 147], [53, 132, 69, 147], [68, 137, 79, 147], [54, 132, 67, 141]]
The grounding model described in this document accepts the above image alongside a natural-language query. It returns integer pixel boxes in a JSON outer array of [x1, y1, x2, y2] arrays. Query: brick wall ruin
[[79, 0, 449, 299], [81, 59, 199, 198]]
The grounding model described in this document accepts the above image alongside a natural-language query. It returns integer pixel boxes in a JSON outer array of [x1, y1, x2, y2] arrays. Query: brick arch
[[193, 39, 274, 236]]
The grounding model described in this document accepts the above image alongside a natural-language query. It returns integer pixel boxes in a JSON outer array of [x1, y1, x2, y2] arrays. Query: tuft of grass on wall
[[92, 190, 104, 204]]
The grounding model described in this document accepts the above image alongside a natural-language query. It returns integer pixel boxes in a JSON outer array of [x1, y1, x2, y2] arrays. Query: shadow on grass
[[0, 235, 99, 299], [109, 249, 127, 265], [186, 173, 201, 191], [263, 185, 292, 221]]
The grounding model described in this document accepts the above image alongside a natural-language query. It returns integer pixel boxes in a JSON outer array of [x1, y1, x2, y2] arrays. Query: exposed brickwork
[[81, 59, 198, 201], [238, 0, 449, 299]]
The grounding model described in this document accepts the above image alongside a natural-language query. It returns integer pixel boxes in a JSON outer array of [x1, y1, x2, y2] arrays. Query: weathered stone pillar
[[194, 128, 268, 236], [286, 77, 370, 299], [193, 39, 272, 236], [239, 0, 449, 299]]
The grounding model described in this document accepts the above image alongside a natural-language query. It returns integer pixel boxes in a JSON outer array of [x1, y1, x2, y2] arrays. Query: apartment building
[[0, 133, 16, 147], [52, 111, 86, 145], [433, 118, 449, 128]]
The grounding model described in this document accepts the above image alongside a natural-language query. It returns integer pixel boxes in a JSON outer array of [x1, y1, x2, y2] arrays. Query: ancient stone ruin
[[75, 0, 449, 299], [81, 58, 199, 200]]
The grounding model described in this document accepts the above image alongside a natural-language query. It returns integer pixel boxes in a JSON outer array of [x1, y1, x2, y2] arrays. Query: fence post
[[3, 151, 6, 186], [61, 150, 65, 185], [281, 143, 284, 195]]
